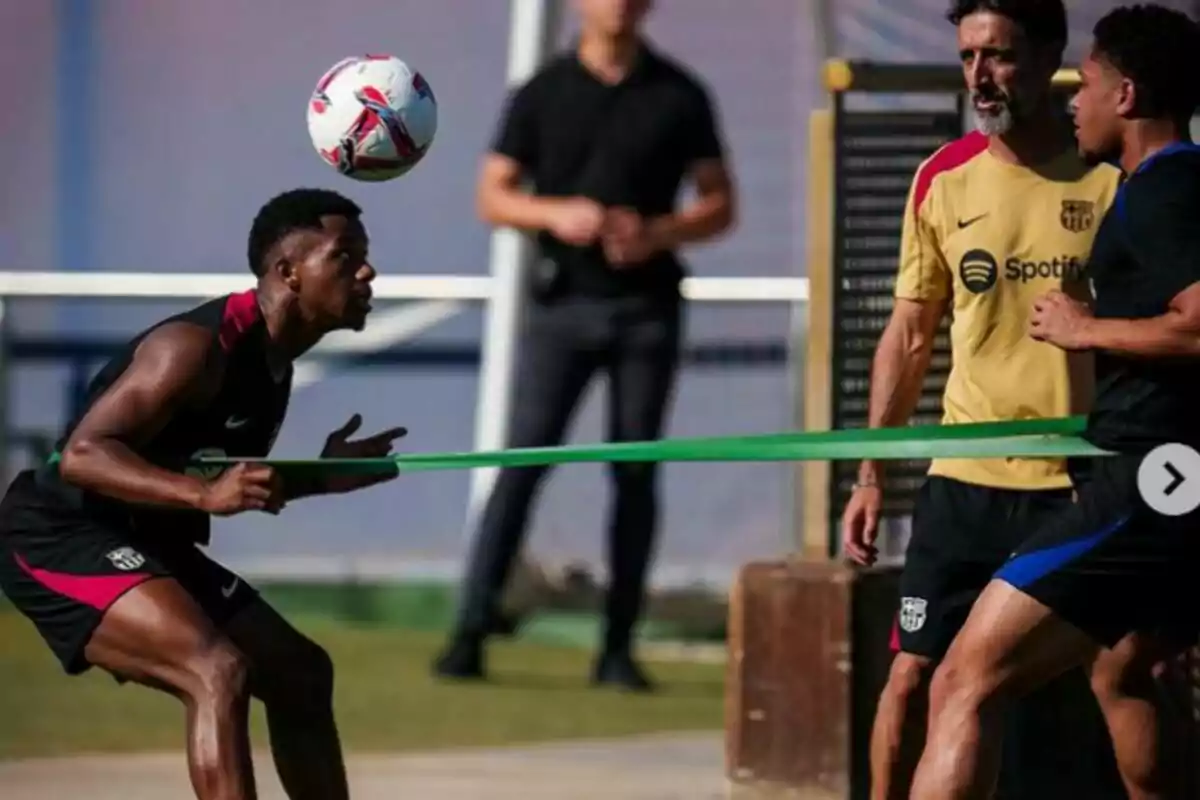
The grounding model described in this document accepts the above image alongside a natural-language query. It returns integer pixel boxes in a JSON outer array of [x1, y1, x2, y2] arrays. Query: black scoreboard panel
[[828, 106, 964, 538]]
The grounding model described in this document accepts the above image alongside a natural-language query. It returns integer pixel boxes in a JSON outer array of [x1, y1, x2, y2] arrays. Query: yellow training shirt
[[894, 131, 1121, 490]]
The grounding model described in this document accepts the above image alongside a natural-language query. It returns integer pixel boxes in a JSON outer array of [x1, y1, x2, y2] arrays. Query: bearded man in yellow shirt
[[841, 1, 1182, 798]]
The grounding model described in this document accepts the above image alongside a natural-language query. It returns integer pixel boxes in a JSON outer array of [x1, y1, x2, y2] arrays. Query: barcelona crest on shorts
[[1059, 200, 1095, 233]]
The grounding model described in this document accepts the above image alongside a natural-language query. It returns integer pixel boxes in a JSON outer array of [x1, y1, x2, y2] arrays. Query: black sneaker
[[591, 651, 655, 693], [432, 638, 486, 681]]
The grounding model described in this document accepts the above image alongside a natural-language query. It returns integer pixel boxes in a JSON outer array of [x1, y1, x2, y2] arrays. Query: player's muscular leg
[[870, 651, 932, 800], [909, 581, 1097, 800], [84, 578, 255, 800], [1088, 632, 1182, 800], [223, 600, 348, 800]]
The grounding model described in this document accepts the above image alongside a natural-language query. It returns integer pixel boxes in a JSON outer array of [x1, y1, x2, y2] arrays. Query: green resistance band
[[192, 416, 1108, 477]]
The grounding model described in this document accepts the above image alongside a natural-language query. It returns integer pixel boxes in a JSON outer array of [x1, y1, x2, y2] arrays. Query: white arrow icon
[[1137, 443, 1200, 517]]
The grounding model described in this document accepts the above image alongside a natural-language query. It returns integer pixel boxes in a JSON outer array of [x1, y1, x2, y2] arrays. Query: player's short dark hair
[[946, 0, 1068, 51], [1092, 4, 1200, 124], [246, 188, 362, 276]]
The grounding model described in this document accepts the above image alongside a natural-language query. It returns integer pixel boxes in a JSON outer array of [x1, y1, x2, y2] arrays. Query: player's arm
[[477, 156, 564, 232], [281, 464, 397, 501], [282, 414, 405, 500], [57, 323, 222, 509], [856, 299, 947, 485], [643, 87, 736, 251], [1082, 289, 1200, 358], [1079, 173, 1200, 358], [476, 83, 563, 233], [1059, 274, 1097, 414], [856, 176, 951, 487], [642, 160, 734, 251], [281, 475, 326, 501]]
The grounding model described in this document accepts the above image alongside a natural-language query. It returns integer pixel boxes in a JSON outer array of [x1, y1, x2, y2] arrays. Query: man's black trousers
[[454, 293, 682, 654]]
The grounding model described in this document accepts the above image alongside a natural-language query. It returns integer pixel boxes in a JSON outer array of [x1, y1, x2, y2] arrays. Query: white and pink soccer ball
[[306, 54, 438, 182]]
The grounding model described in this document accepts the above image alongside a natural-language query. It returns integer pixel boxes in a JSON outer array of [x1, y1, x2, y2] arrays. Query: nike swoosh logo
[[225, 417, 250, 429], [957, 214, 987, 229], [221, 578, 240, 599]]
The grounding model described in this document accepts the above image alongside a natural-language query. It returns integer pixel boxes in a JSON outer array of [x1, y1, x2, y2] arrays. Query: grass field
[[0, 610, 724, 761]]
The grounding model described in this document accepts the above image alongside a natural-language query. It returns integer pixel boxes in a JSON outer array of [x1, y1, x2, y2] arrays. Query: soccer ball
[[307, 55, 437, 182]]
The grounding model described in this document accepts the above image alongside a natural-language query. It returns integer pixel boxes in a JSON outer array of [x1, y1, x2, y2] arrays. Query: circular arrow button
[[1137, 443, 1200, 517]]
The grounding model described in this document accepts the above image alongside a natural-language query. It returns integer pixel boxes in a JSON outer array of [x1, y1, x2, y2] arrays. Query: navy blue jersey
[[1083, 143, 1200, 452], [38, 290, 292, 543]]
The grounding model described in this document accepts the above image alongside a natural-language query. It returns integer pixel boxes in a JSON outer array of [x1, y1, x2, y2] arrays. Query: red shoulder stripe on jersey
[[218, 289, 261, 351], [911, 131, 988, 212]]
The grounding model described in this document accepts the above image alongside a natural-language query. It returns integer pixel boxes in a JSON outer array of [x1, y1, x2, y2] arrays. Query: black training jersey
[[491, 45, 724, 299], [38, 289, 292, 544], [1083, 143, 1200, 452]]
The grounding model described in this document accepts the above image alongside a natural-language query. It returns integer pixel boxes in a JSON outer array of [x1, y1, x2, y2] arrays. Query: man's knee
[[1089, 633, 1160, 704], [261, 635, 335, 708], [294, 635, 335, 690], [1089, 647, 1133, 705], [882, 651, 935, 706], [181, 638, 250, 704], [928, 647, 1002, 716], [225, 601, 337, 709]]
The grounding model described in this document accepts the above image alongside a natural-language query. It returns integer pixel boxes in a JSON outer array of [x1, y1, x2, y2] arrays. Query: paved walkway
[[0, 733, 727, 799]]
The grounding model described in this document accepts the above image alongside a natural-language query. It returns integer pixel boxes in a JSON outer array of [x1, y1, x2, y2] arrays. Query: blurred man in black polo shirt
[[434, 0, 736, 691]]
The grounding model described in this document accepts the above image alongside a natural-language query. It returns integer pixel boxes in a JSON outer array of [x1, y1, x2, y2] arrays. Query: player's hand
[[1029, 290, 1095, 351], [199, 462, 285, 516], [319, 413, 407, 493], [841, 483, 883, 567], [548, 198, 606, 245], [602, 207, 661, 267]]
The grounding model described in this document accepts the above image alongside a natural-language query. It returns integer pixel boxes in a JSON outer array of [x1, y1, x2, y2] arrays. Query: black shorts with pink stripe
[[0, 470, 256, 674]]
